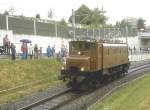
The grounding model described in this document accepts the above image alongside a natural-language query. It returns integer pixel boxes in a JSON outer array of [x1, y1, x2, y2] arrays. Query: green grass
[[91, 74, 150, 110], [0, 59, 63, 104]]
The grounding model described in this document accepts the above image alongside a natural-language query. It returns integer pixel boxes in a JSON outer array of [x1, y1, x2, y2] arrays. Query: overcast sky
[[0, 0, 150, 25]]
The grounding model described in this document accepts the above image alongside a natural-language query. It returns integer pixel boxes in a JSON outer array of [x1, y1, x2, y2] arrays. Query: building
[[125, 17, 138, 29]]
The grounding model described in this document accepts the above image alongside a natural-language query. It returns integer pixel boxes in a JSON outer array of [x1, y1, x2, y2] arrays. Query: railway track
[[27, 91, 85, 110], [17, 88, 72, 110], [15, 88, 91, 110], [0, 86, 71, 110], [130, 59, 150, 69], [55, 61, 150, 110], [1, 60, 150, 110]]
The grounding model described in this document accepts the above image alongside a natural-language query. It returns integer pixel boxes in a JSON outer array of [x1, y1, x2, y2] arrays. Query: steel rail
[[17, 88, 71, 110]]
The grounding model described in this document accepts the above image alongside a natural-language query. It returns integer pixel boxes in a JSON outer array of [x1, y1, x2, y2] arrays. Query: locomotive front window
[[70, 42, 90, 51], [90, 43, 96, 52]]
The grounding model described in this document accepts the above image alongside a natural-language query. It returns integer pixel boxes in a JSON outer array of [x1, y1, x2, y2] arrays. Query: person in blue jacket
[[47, 46, 52, 58]]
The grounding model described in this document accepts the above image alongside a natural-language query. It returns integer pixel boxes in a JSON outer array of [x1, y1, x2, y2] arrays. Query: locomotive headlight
[[78, 51, 81, 55], [80, 67, 84, 71], [61, 66, 65, 70]]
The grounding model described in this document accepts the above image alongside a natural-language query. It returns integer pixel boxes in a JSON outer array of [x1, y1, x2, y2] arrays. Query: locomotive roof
[[70, 40, 127, 46], [102, 43, 127, 47]]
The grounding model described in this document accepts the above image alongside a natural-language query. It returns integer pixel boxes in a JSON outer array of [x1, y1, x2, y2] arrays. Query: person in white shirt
[[3, 34, 10, 54], [28, 43, 34, 59]]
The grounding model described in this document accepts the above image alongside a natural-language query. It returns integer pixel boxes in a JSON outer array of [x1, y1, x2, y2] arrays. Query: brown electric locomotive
[[59, 40, 130, 89]]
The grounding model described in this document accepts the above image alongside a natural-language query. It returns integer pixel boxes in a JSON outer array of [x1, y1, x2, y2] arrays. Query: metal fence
[[0, 14, 138, 38]]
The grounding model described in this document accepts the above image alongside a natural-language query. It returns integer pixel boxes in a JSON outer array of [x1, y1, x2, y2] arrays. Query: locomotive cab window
[[90, 43, 96, 52], [70, 41, 91, 52], [69, 41, 96, 56]]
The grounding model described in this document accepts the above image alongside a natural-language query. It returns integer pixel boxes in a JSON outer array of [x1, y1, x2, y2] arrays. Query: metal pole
[[114, 28, 116, 42], [87, 28, 88, 37], [99, 28, 100, 40], [126, 25, 128, 44], [55, 22, 57, 37], [93, 28, 94, 38], [125, 19, 128, 44], [108, 28, 110, 39], [104, 28, 105, 39], [118, 28, 119, 37], [6, 15, 9, 30], [33, 20, 36, 35], [72, 9, 75, 39]]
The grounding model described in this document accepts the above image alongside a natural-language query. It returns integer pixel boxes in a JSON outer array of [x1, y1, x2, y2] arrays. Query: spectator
[[56, 51, 61, 62], [25, 43, 28, 59], [34, 44, 38, 59], [28, 43, 34, 59], [60, 46, 65, 58], [60, 46, 66, 62], [64, 45, 68, 57], [21, 42, 28, 59], [10, 43, 16, 60], [38, 47, 42, 59], [3, 34, 10, 55], [133, 46, 136, 53], [52, 45, 55, 57], [47, 46, 52, 58]]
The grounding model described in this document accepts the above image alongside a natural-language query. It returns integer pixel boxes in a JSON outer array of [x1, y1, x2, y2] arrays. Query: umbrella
[[20, 39, 32, 43]]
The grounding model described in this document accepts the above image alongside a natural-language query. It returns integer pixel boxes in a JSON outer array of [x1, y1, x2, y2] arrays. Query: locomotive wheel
[[102, 75, 110, 85], [116, 72, 121, 78], [122, 72, 126, 77], [67, 78, 77, 87], [78, 78, 97, 90], [67, 81, 73, 87], [89, 80, 97, 89]]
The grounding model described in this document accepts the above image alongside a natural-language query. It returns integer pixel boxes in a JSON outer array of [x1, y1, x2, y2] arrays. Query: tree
[[59, 18, 67, 26], [90, 8, 107, 26], [137, 18, 145, 31], [115, 19, 130, 28], [8, 6, 15, 15], [115, 19, 138, 36], [69, 4, 91, 24], [36, 14, 41, 19], [68, 4, 107, 27], [3, 10, 9, 15]]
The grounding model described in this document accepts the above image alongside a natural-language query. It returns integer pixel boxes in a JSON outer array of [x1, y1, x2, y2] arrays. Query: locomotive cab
[[60, 40, 97, 80], [68, 41, 97, 71], [64, 41, 96, 72]]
